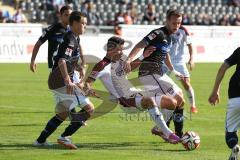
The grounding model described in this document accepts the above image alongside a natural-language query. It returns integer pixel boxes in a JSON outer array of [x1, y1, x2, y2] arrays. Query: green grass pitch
[[0, 63, 235, 160]]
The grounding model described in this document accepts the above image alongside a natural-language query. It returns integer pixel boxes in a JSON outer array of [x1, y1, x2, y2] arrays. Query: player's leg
[[138, 96, 180, 144], [56, 87, 94, 149], [139, 74, 185, 137], [180, 77, 197, 113], [175, 64, 197, 113], [33, 92, 73, 146], [225, 98, 240, 159]]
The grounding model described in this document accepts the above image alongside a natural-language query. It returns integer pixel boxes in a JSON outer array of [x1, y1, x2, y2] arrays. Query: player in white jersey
[[84, 36, 181, 144], [168, 25, 198, 113]]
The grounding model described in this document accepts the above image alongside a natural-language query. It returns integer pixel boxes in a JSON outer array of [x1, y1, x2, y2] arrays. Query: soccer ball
[[181, 131, 200, 151]]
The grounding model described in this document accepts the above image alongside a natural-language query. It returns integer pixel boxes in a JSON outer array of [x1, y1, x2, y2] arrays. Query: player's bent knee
[[226, 131, 238, 149], [174, 93, 185, 108], [83, 104, 95, 116], [141, 97, 155, 109], [160, 95, 177, 110]]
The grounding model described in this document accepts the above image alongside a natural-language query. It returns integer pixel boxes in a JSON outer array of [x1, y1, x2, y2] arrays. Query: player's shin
[[173, 108, 184, 137], [61, 108, 91, 137], [37, 115, 64, 143], [148, 106, 172, 137], [226, 131, 238, 149]]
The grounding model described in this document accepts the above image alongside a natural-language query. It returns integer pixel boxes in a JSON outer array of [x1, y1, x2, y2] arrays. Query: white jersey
[[169, 26, 191, 64], [110, 56, 141, 98]]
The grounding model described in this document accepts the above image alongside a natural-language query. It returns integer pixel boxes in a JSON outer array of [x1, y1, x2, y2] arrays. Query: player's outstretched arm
[[30, 40, 43, 72], [124, 40, 147, 73], [130, 46, 156, 71], [208, 63, 230, 106], [85, 58, 111, 98]]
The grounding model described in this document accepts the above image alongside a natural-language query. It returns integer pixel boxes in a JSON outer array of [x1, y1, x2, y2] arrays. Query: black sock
[[173, 108, 184, 137], [37, 115, 63, 143], [61, 109, 90, 137]]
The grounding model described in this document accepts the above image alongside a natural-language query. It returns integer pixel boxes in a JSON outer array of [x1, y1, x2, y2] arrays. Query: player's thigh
[[226, 97, 240, 132], [160, 95, 177, 110], [140, 74, 182, 97], [174, 64, 190, 78], [53, 87, 92, 114]]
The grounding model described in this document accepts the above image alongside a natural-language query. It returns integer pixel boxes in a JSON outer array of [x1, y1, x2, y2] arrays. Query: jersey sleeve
[[224, 47, 240, 66], [181, 26, 192, 45], [38, 24, 55, 43], [142, 29, 165, 45], [88, 57, 111, 81]]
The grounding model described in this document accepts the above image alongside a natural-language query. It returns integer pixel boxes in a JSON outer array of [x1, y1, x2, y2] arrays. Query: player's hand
[[30, 61, 37, 72], [188, 59, 195, 71], [76, 82, 84, 90], [172, 69, 184, 79], [83, 83, 100, 98], [66, 82, 76, 95], [208, 92, 220, 106], [143, 46, 156, 58], [123, 60, 131, 73], [64, 78, 76, 95]]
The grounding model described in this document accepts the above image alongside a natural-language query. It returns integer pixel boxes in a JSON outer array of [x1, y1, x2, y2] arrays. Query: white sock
[[161, 108, 174, 122], [148, 107, 172, 137], [186, 87, 196, 107]]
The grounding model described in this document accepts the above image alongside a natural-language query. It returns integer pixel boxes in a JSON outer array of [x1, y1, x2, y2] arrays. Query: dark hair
[[60, 5, 72, 15], [107, 36, 125, 50], [166, 9, 182, 19], [69, 11, 86, 25]]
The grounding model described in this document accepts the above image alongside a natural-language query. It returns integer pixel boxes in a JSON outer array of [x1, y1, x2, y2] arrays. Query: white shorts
[[52, 86, 91, 114], [226, 97, 240, 132], [139, 74, 182, 97], [162, 64, 190, 78], [173, 63, 190, 78]]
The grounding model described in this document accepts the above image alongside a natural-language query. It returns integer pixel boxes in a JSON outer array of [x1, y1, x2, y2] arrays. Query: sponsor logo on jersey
[[148, 33, 157, 40], [65, 48, 73, 56]]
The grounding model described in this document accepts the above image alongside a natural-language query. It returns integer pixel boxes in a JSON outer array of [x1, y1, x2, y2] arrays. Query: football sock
[[61, 109, 90, 137], [186, 87, 196, 107], [148, 107, 172, 137], [37, 115, 63, 143], [173, 108, 184, 137], [226, 131, 238, 149]]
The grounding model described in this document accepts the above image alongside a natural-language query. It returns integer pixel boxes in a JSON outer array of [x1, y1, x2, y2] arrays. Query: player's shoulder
[[179, 26, 190, 35], [150, 27, 166, 35], [47, 22, 64, 31]]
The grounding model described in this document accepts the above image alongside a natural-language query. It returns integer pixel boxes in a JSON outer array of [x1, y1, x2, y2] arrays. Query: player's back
[[39, 22, 68, 68]]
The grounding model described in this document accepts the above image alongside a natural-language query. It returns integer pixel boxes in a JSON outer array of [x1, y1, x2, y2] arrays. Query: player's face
[[61, 9, 72, 25], [111, 45, 124, 61], [167, 15, 182, 34], [72, 17, 87, 35]]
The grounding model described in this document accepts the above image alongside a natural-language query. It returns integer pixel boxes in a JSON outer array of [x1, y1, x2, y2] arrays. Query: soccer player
[[209, 47, 240, 160], [167, 24, 198, 113], [123, 9, 185, 138], [85, 36, 181, 144], [34, 11, 92, 150], [30, 5, 85, 79]]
